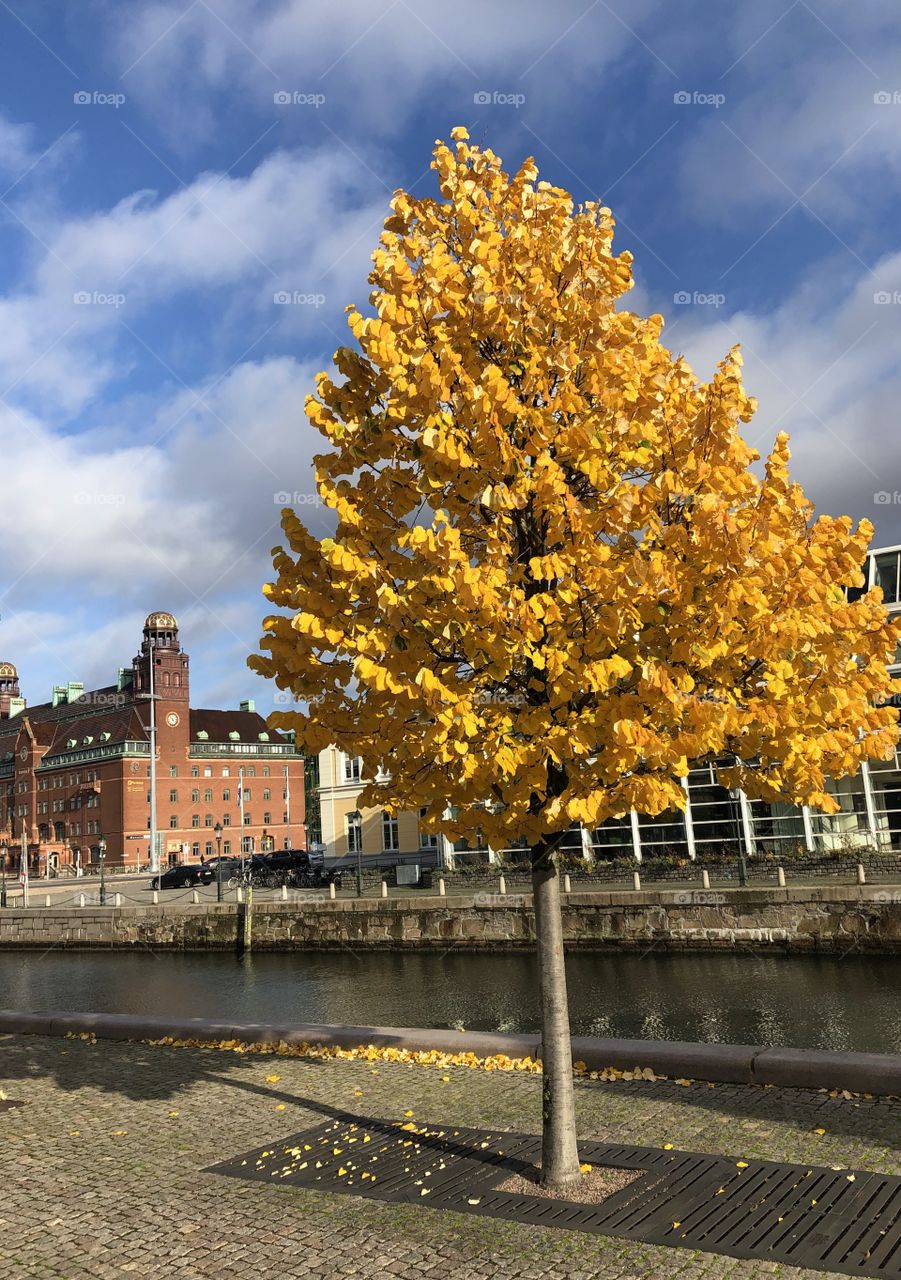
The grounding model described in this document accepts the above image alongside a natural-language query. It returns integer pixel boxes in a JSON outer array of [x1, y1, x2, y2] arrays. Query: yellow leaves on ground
[[252, 127, 901, 852], [265, 1074, 281, 1083]]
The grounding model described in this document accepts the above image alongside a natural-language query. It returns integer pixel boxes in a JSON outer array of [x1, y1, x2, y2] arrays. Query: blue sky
[[1, 0, 900, 710]]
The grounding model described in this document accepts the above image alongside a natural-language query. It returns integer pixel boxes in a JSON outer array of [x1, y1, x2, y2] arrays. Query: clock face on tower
[[166, 712, 180, 727]]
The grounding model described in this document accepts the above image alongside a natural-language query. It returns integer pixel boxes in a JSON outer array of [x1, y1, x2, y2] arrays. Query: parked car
[[150, 863, 215, 890]]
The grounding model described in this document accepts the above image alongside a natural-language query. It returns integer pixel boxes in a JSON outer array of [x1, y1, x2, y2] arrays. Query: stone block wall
[[2, 885, 901, 952]]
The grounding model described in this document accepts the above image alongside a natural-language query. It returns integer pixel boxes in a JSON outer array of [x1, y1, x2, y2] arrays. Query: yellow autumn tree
[[252, 127, 901, 1190]]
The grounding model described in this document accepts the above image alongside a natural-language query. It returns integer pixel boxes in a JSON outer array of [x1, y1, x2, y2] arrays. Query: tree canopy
[[253, 125, 901, 847]]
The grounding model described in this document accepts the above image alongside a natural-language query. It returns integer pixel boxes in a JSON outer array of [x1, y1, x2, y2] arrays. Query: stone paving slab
[[2, 1033, 901, 1278]]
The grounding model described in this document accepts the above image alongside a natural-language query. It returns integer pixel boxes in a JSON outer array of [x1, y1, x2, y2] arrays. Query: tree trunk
[[531, 840, 581, 1191]]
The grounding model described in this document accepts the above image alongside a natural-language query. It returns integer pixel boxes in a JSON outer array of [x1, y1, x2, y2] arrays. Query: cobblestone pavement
[[3, 1033, 901, 1279]]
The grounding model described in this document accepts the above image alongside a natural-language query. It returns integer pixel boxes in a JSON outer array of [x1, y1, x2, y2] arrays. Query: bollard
[[857, 863, 866, 885], [701, 869, 710, 890], [190, 890, 199, 904], [498, 875, 507, 895], [237, 887, 244, 903], [777, 866, 786, 888], [114, 893, 122, 907], [438, 878, 446, 896], [633, 870, 641, 891], [280, 883, 288, 901], [44, 895, 51, 908], [238, 885, 253, 956], [152, 890, 159, 905], [78, 894, 86, 908], [563, 874, 571, 894], [329, 880, 336, 899], [380, 880, 388, 898]]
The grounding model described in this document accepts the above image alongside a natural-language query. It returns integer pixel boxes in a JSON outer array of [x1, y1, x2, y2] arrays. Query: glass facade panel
[[875, 552, 900, 604]]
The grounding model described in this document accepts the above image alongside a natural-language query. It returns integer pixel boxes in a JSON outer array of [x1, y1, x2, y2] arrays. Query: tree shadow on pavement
[[575, 1075, 901, 1154]]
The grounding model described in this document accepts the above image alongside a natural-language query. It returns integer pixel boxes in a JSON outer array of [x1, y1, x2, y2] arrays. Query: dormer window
[[229, 730, 240, 741], [258, 732, 269, 742], [196, 730, 208, 741]]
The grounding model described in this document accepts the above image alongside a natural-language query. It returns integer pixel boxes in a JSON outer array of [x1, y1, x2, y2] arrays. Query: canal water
[[0, 950, 898, 1052]]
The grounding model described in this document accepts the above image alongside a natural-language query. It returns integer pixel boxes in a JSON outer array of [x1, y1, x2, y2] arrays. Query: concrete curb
[[1, 1009, 900, 1095]]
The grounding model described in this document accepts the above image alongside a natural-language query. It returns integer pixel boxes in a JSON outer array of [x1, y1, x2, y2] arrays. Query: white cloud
[[656, 244, 901, 545], [0, 143, 385, 412], [105, 0, 655, 141]]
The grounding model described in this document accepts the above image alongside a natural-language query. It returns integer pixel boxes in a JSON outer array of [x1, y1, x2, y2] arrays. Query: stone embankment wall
[[1, 886, 901, 951]]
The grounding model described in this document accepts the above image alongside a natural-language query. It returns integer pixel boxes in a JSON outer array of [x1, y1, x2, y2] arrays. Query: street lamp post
[[98, 835, 107, 906], [0, 842, 6, 908], [214, 822, 223, 902], [349, 810, 362, 897]]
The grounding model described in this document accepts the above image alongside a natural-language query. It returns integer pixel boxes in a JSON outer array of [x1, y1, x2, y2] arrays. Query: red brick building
[[0, 613, 305, 873]]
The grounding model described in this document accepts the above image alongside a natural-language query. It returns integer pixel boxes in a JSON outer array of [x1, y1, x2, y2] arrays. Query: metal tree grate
[[209, 1115, 901, 1277]]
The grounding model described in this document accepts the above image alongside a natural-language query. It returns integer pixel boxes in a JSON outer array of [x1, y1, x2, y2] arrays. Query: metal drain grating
[[209, 1116, 901, 1277]]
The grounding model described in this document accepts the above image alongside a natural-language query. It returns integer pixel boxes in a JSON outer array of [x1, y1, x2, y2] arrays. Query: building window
[[169, 766, 178, 778], [191, 842, 200, 859], [204, 767, 211, 778], [222, 767, 230, 777], [875, 551, 901, 605], [262, 767, 270, 777], [283, 812, 289, 824], [205, 841, 213, 857], [223, 840, 231, 855], [247, 766, 255, 778], [191, 815, 200, 828], [241, 835, 254, 854], [169, 816, 178, 829], [191, 766, 199, 778], [205, 815, 213, 828], [223, 814, 231, 827], [346, 812, 362, 853], [169, 789, 178, 803], [419, 809, 438, 849], [204, 789, 213, 803], [223, 788, 230, 801], [344, 755, 362, 782], [244, 812, 252, 825], [263, 788, 270, 801], [263, 812, 271, 825], [191, 789, 199, 803], [242, 787, 251, 801], [382, 811, 399, 851]]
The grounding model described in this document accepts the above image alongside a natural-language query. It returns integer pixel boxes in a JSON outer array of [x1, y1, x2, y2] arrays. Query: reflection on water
[[0, 950, 899, 1052]]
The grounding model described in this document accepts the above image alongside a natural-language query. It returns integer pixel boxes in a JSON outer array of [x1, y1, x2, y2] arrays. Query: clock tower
[[132, 612, 190, 705]]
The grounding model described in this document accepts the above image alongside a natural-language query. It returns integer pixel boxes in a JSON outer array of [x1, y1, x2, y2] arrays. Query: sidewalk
[[2, 1032, 900, 1278]]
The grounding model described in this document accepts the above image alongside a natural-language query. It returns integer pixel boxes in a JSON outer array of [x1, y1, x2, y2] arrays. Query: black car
[[150, 863, 215, 890]]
